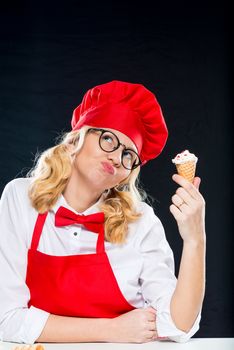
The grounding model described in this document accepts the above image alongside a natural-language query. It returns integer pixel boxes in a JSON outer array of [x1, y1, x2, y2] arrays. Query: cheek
[[115, 171, 129, 184], [74, 146, 102, 166]]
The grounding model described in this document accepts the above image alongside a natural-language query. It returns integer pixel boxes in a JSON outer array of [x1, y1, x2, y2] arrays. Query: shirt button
[[73, 232, 78, 236]]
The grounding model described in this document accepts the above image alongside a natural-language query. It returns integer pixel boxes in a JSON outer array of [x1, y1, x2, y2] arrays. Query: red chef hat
[[71, 80, 168, 165]]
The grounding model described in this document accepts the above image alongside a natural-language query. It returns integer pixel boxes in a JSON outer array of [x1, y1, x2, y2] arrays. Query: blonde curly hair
[[27, 126, 146, 244]]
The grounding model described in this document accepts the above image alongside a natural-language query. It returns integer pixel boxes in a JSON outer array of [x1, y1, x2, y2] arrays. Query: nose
[[107, 148, 122, 167]]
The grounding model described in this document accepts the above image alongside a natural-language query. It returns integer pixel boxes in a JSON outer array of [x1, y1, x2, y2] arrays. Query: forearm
[[170, 237, 206, 332], [36, 314, 111, 343]]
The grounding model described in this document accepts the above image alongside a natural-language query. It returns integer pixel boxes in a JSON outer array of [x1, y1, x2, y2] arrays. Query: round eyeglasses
[[88, 128, 142, 170]]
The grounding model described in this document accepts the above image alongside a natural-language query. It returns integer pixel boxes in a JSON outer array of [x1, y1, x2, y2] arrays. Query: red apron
[[26, 210, 135, 318]]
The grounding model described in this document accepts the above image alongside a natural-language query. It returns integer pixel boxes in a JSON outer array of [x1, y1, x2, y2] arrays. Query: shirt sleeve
[[0, 179, 50, 344], [136, 204, 201, 343]]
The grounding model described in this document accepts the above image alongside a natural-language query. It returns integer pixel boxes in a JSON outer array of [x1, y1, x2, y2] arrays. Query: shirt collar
[[51, 190, 109, 215]]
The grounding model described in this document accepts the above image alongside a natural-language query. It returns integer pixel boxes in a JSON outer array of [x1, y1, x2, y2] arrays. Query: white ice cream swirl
[[172, 149, 198, 164]]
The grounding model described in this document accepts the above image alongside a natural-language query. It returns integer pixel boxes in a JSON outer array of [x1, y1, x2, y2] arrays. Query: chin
[[82, 167, 115, 190]]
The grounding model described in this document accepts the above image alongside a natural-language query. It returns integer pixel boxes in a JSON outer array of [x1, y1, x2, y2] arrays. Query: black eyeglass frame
[[87, 128, 142, 170]]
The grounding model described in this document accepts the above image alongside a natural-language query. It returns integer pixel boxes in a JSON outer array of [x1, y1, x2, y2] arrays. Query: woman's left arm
[[169, 174, 206, 332]]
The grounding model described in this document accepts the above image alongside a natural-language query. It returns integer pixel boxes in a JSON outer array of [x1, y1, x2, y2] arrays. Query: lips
[[101, 161, 115, 175]]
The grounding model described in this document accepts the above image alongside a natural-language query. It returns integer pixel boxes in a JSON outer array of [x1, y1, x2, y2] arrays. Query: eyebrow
[[112, 134, 137, 153], [115, 139, 138, 154], [123, 145, 137, 153]]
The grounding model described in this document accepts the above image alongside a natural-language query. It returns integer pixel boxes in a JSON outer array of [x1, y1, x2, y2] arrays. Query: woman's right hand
[[107, 307, 157, 343]]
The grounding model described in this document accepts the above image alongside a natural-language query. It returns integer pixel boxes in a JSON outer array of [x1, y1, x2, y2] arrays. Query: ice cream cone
[[175, 161, 196, 182], [172, 150, 198, 183], [12, 345, 45, 350]]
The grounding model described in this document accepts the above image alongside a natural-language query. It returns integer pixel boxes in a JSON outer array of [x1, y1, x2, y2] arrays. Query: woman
[[0, 80, 206, 344]]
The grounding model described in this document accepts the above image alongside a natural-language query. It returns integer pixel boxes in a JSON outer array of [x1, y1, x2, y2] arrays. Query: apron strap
[[96, 225, 105, 254], [30, 212, 48, 250], [31, 211, 105, 254]]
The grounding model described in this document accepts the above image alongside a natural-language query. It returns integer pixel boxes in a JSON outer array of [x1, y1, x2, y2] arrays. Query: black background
[[0, 0, 233, 338]]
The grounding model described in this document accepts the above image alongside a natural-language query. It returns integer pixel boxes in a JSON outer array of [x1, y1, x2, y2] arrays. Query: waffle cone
[[175, 161, 196, 182], [13, 345, 45, 350]]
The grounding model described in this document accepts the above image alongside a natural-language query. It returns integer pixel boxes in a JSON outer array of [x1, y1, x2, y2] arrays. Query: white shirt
[[0, 178, 201, 344]]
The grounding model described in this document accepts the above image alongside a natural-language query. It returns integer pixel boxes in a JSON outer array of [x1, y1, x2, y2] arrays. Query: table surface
[[1, 338, 234, 350]]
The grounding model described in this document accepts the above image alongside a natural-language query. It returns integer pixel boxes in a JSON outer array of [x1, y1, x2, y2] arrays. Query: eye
[[122, 150, 134, 160], [102, 134, 114, 143]]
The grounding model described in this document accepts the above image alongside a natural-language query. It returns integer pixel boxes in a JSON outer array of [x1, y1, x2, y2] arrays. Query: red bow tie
[[55, 206, 105, 233]]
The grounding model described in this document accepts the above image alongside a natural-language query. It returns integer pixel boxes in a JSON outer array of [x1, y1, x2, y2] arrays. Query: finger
[[170, 203, 186, 221], [147, 314, 156, 323], [171, 193, 188, 208], [147, 312, 156, 321], [148, 320, 156, 331], [146, 307, 156, 314], [145, 330, 158, 340], [174, 187, 196, 207], [172, 174, 201, 200], [193, 177, 201, 190], [145, 308, 156, 322]]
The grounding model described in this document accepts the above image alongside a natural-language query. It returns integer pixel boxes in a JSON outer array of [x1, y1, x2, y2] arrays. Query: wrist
[[98, 318, 115, 342], [183, 234, 206, 248], [82, 318, 113, 342]]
